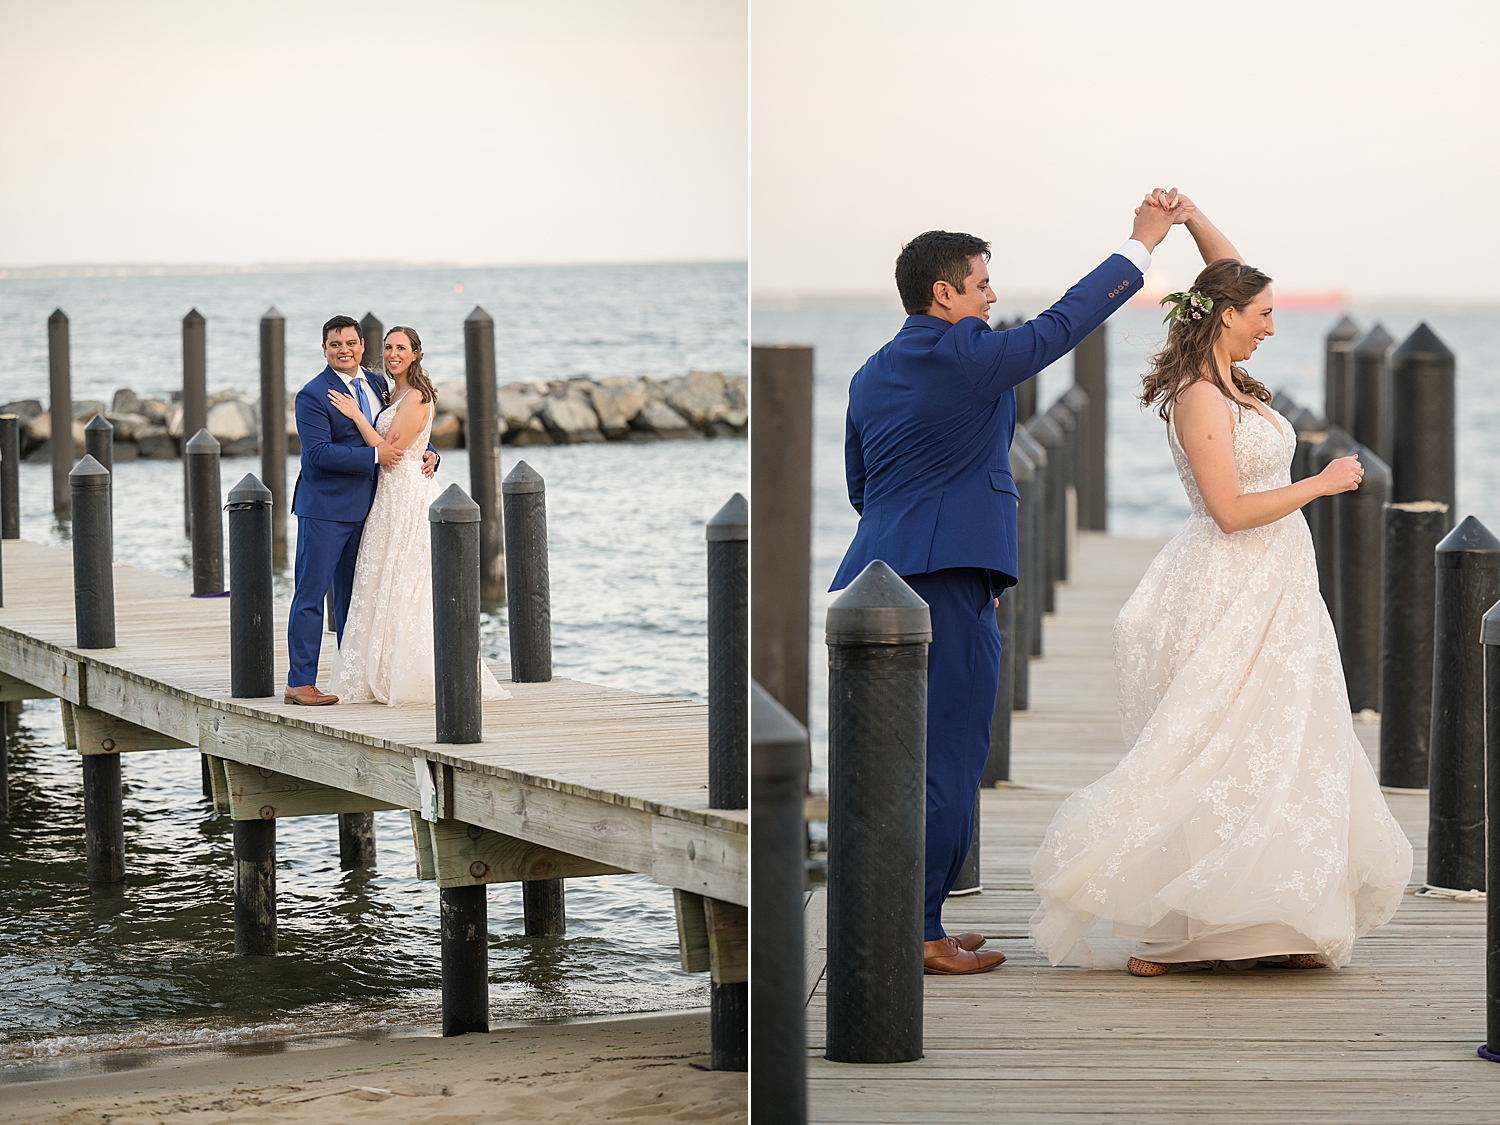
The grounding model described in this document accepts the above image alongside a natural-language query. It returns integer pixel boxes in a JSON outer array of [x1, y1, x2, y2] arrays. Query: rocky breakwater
[[0, 371, 744, 460]]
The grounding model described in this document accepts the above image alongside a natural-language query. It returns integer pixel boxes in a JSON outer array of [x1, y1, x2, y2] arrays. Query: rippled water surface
[[753, 300, 1500, 787], [0, 263, 746, 1063]]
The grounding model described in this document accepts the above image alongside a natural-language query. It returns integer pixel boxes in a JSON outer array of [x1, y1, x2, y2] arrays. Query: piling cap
[[1288, 406, 1327, 435], [1009, 444, 1035, 482], [261, 305, 284, 322], [185, 428, 219, 453], [1348, 443, 1391, 489], [465, 305, 493, 325], [429, 482, 480, 523], [360, 311, 382, 330], [1012, 426, 1047, 468], [751, 682, 810, 785], [49, 307, 68, 324], [1271, 391, 1297, 415], [826, 560, 932, 646], [1061, 384, 1089, 410], [1392, 322, 1453, 361], [1312, 424, 1357, 467], [1046, 399, 1075, 432], [502, 460, 545, 495], [1352, 324, 1393, 356], [226, 473, 272, 509], [68, 453, 110, 491], [1027, 412, 1063, 447], [85, 413, 113, 433], [1482, 599, 1500, 646], [1327, 315, 1360, 344], [706, 492, 747, 541], [183, 307, 204, 327], [1435, 515, 1500, 568]]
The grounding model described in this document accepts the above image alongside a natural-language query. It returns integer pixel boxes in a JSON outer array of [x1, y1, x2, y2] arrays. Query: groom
[[284, 315, 439, 706], [830, 192, 1179, 973]]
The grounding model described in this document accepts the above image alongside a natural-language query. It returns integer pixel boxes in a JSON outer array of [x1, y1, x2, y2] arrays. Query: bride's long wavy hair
[[1139, 258, 1274, 421], [383, 326, 436, 404]]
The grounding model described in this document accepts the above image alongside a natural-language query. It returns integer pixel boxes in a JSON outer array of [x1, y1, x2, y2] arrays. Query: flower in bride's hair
[[1160, 290, 1214, 326]]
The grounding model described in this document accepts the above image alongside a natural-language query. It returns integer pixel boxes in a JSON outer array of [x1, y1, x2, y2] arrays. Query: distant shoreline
[[0, 259, 748, 281]]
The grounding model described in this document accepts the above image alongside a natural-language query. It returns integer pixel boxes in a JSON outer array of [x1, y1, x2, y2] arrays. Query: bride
[[327, 325, 509, 706], [1030, 195, 1411, 974]]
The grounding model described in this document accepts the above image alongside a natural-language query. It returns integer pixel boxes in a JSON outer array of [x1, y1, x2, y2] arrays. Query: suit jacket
[[291, 366, 439, 523], [830, 252, 1142, 591]]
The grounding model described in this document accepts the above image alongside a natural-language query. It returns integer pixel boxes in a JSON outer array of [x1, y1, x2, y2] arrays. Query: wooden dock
[[804, 532, 1499, 1123], [0, 537, 744, 977]]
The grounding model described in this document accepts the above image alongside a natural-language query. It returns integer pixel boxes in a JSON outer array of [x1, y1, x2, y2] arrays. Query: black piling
[[84, 414, 113, 476], [338, 814, 377, 869], [360, 311, 384, 374], [82, 753, 125, 886], [1389, 323, 1456, 510], [984, 588, 1015, 785], [750, 344, 814, 725], [1013, 426, 1047, 656], [181, 309, 207, 534], [502, 461, 563, 934], [463, 307, 505, 603], [48, 309, 72, 518], [1027, 411, 1065, 613], [259, 308, 288, 563], [1009, 445, 1036, 709], [1, 412, 19, 538], [707, 493, 749, 809], [186, 430, 225, 596], [1337, 445, 1390, 712], [1379, 502, 1452, 789], [750, 683, 809, 1122], [824, 560, 930, 1064], [1323, 315, 1360, 434], [1428, 516, 1500, 892], [1481, 600, 1500, 1063], [1047, 399, 1077, 582], [953, 792, 982, 896], [1071, 329, 1106, 531], [0, 713, 7, 819], [1350, 324, 1394, 466], [1015, 377, 1037, 426], [1310, 426, 1357, 635], [233, 817, 276, 955], [430, 483, 489, 1033], [1288, 407, 1324, 483], [227, 474, 275, 697]]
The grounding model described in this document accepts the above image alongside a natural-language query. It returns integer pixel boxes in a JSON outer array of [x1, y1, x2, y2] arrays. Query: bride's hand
[[328, 389, 362, 420], [1162, 191, 1196, 224], [1317, 454, 1364, 495]]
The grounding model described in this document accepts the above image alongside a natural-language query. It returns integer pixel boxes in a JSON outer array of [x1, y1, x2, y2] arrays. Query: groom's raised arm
[[955, 242, 1150, 401], [296, 387, 377, 476]]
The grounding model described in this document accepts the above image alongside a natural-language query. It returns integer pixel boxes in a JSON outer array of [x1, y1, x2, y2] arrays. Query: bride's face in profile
[[384, 331, 416, 378], [1220, 286, 1275, 363]]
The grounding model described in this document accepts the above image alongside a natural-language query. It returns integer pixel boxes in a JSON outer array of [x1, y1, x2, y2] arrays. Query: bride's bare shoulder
[[1172, 381, 1236, 441]]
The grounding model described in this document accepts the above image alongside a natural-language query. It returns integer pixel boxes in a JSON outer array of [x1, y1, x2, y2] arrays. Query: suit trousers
[[287, 516, 365, 688], [904, 567, 1002, 941]]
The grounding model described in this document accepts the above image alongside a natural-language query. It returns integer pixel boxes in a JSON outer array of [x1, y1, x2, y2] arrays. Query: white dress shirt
[[1114, 238, 1153, 274]]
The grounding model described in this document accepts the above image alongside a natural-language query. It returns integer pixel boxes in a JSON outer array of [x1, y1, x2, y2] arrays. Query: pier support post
[[84, 413, 113, 476], [706, 492, 748, 1070], [463, 307, 505, 603], [1310, 426, 1357, 636], [0, 712, 7, 818], [234, 818, 276, 955], [186, 430, 225, 596], [1323, 316, 1360, 434], [430, 483, 488, 1033], [338, 812, 377, 868], [1428, 516, 1500, 892], [750, 683, 808, 1122], [824, 560, 930, 1064], [502, 462, 565, 934], [227, 474, 275, 697], [1350, 325, 1394, 466], [1071, 328, 1106, 531], [1, 412, 19, 538], [1027, 412, 1064, 613], [1009, 446, 1035, 709], [1336, 445, 1390, 712], [82, 753, 125, 885], [750, 344, 814, 725], [182, 309, 207, 535], [49, 309, 72, 518], [1481, 601, 1500, 1063], [1389, 323, 1456, 510], [1014, 428, 1047, 656], [259, 308, 288, 563], [1380, 502, 1452, 788]]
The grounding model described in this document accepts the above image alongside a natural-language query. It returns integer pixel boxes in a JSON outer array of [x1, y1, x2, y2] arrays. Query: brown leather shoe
[[952, 932, 987, 952], [924, 936, 1005, 975], [284, 684, 338, 706]]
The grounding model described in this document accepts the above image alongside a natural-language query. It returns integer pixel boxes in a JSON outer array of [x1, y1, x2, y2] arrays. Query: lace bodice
[[375, 391, 434, 479], [1167, 401, 1295, 518]]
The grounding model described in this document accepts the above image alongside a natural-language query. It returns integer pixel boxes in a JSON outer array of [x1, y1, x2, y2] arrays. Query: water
[[0, 262, 746, 1064], [752, 299, 1500, 789]]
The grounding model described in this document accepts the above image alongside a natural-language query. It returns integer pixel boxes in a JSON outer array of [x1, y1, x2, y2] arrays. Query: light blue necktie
[[352, 376, 376, 426]]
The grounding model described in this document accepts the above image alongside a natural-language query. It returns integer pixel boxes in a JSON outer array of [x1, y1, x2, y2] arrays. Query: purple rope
[[1478, 1043, 1500, 1064], [190, 591, 231, 598]]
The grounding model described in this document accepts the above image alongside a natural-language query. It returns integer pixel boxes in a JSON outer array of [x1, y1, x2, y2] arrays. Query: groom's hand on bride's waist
[[376, 432, 403, 467], [421, 450, 438, 479]]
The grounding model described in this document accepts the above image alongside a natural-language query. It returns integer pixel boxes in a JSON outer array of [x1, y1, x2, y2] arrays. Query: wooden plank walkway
[[0, 537, 744, 910], [805, 532, 1498, 1123]]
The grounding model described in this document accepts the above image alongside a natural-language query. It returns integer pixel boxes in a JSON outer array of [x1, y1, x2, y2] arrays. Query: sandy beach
[[0, 1010, 744, 1125]]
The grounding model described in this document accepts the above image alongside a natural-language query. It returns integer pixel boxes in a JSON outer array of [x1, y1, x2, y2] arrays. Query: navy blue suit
[[832, 251, 1143, 940], [286, 365, 437, 688]]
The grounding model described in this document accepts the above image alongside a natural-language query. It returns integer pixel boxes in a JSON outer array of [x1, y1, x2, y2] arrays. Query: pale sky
[[0, 0, 746, 268], [751, 1, 1500, 303]]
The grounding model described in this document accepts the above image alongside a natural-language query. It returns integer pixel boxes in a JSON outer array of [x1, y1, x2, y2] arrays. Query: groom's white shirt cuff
[[1115, 239, 1152, 274]]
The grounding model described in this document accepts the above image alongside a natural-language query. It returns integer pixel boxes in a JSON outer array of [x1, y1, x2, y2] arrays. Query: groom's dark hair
[[896, 231, 991, 315], [322, 314, 362, 344]]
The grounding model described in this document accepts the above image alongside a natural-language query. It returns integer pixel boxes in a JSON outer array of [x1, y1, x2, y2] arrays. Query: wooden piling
[[1071, 327, 1106, 531], [1389, 323, 1456, 509], [1013, 427, 1047, 657], [185, 430, 224, 596], [233, 818, 276, 955], [359, 312, 384, 375], [48, 309, 72, 518], [1336, 444, 1390, 712], [463, 307, 505, 603], [1, 413, 19, 539], [1310, 426, 1357, 636], [1009, 445, 1035, 710], [182, 309, 207, 535], [259, 308, 287, 563], [1350, 324, 1394, 466], [1323, 315, 1360, 434], [338, 812, 377, 868]]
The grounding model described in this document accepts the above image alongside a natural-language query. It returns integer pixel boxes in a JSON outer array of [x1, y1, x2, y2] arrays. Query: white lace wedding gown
[[330, 392, 510, 707], [1030, 401, 1411, 969]]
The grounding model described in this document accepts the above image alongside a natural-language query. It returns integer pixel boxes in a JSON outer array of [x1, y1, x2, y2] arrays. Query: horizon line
[[0, 257, 747, 281]]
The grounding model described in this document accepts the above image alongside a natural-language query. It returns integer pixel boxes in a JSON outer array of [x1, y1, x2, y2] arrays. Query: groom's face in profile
[[930, 254, 996, 324], [323, 327, 365, 375]]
